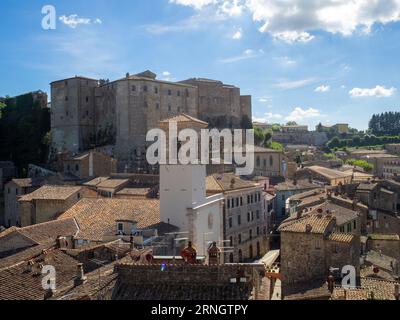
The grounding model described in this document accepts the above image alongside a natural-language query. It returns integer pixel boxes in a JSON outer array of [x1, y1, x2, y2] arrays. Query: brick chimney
[[208, 242, 220, 265]]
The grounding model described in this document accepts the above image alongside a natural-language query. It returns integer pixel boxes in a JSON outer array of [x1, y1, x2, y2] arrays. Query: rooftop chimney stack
[[75, 263, 87, 286], [208, 242, 221, 265]]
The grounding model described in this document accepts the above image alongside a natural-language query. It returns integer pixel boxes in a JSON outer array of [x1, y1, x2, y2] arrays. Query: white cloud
[[59, 14, 102, 29], [232, 27, 243, 40], [169, 0, 217, 10], [274, 78, 316, 90], [258, 97, 271, 103], [145, 9, 225, 34], [272, 31, 315, 43], [221, 0, 244, 16], [171, 0, 400, 43], [285, 107, 322, 122], [349, 85, 397, 98], [315, 85, 330, 93], [278, 56, 296, 66], [162, 71, 171, 77], [220, 49, 263, 63], [253, 113, 283, 123]]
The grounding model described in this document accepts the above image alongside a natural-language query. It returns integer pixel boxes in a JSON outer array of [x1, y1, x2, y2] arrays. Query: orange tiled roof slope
[[19, 185, 82, 201], [58, 198, 176, 241], [279, 214, 334, 234]]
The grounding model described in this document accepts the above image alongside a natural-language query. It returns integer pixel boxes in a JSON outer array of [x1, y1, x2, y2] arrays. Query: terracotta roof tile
[[19, 185, 82, 201], [279, 214, 334, 234], [327, 232, 355, 243], [206, 173, 258, 193], [159, 113, 208, 126], [58, 198, 171, 241], [0, 249, 79, 300]]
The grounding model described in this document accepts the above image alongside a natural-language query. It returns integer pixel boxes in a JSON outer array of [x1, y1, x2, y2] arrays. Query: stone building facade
[[51, 71, 252, 171], [62, 150, 117, 180], [253, 146, 286, 178], [279, 214, 360, 296], [4, 179, 44, 227], [206, 173, 270, 263], [18, 185, 84, 227]]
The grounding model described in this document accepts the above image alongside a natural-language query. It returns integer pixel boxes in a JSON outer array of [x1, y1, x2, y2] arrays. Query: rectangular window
[[177, 91, 181, 97], [353, 220, 357, 230], [118, 223, 123, 232], [256, 210, 260, 220], [236, 198, 239, 207], [237, 215, 241, 226], [132, 85, 136, 91], [227, 199, 231, 209], [240, 197, 243, 206], [155, 87, 158, 94], [168, 89, 172, 96], [315, 238, 321, 250], [143, 85, 148, 92], [229, 218, 233, 228], [238, 234, 242, 244], [249, 229, 253, 240]]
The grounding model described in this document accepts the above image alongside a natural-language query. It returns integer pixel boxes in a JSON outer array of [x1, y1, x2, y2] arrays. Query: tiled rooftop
[[307, 166, 352, 180], [19, 185, 82, 201], [327, 232, 355, 243], [96, 179, 130, 190], [58, 198, 176, 241], [279, 214, 334, 234], [0, 249, 79, 300], [206, 173, 258, 193], [10, 178, 43, 188], [159, 113, 208, 126]]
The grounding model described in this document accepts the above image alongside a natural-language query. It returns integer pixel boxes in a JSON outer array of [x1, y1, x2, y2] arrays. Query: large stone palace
[[50, 70, 252, 170]]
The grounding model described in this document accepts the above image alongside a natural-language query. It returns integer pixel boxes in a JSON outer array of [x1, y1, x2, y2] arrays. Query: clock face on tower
[[208, 213, 214, 230]]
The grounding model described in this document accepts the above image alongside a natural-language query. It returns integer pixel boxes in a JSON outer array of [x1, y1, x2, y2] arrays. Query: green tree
[[0, 93, 50, 176], [240, 115, 253, 129]]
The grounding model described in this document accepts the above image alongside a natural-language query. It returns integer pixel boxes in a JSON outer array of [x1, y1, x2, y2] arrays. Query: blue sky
[[1, 0, 400, 130]]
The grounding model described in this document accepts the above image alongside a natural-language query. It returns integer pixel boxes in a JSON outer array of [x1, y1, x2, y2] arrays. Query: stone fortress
[[51, 70, 252, 171]]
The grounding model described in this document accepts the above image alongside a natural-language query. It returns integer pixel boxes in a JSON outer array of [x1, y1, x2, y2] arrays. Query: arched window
[[229, 253, 234, 263], [238, 250, 243, 263], [249, 245, 253, 260]]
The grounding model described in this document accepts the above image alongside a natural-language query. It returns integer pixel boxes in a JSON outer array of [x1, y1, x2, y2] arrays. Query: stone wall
[[367, 238, 400, 260], [51, 77, 98, 153], [115, 263, 264, 285]]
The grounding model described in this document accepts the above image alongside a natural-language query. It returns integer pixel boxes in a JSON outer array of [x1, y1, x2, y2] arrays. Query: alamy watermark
[[146, 123, 255, 175], [41, 5, 57, 30]]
